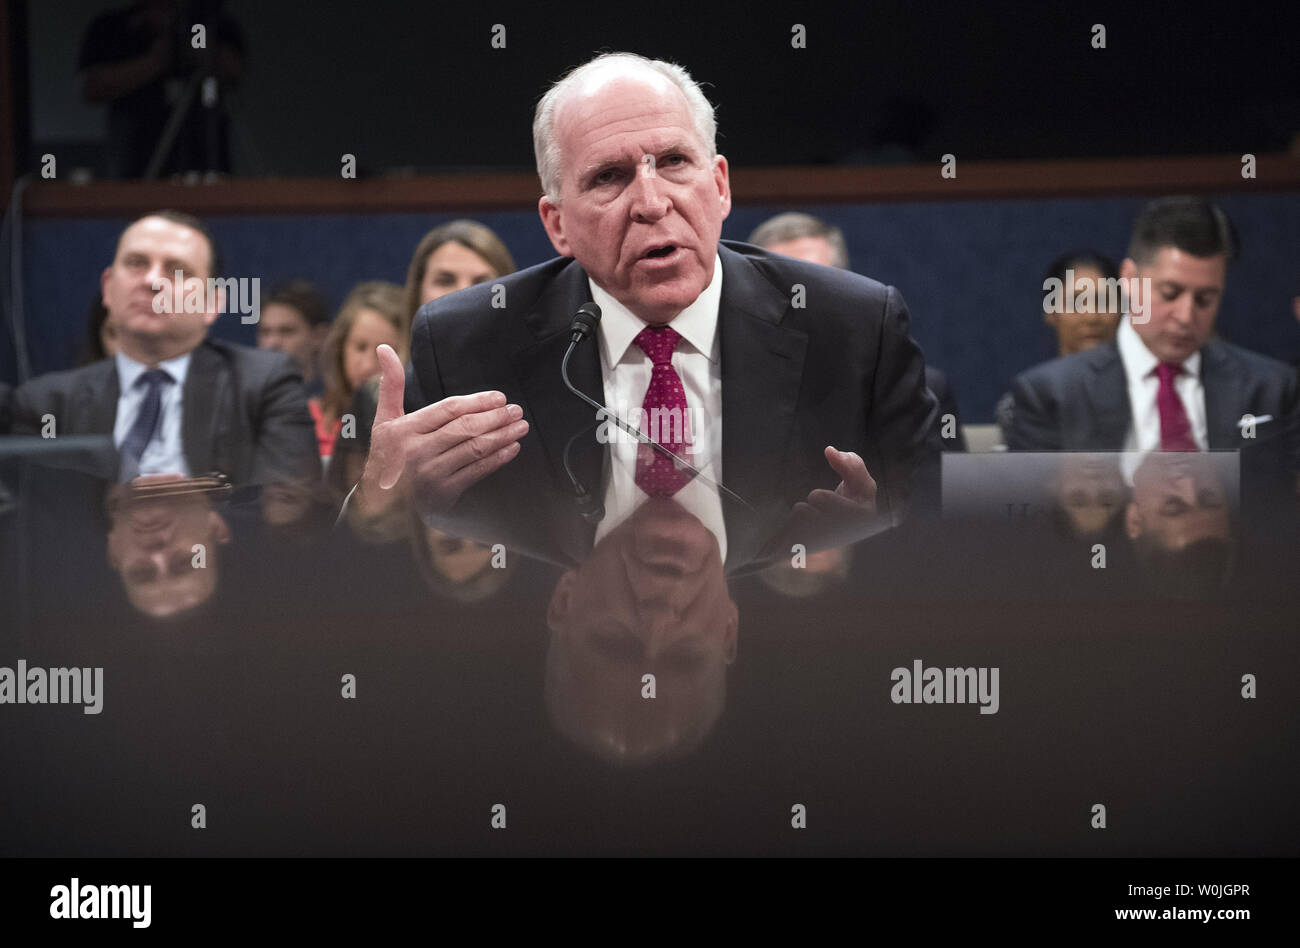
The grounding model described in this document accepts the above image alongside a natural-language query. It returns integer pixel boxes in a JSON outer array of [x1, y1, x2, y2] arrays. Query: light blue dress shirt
[[113, 350, 193, 477]]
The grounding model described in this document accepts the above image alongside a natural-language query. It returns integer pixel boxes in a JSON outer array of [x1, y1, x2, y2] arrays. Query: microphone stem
[[560, 339, 753, 511]]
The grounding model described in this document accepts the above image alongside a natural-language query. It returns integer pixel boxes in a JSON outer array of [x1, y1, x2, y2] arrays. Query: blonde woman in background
[[313, 280, 407, 459]]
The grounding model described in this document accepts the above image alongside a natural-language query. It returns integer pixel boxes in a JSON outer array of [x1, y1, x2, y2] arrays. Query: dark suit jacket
[[926, 366, 966, 452], [1005, 337, 1300, 474], [8, 339, 320, 486], [405, 239, 938, 572]]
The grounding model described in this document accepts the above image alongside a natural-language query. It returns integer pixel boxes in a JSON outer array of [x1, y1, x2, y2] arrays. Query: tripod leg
[[142, 70, 204, 180]]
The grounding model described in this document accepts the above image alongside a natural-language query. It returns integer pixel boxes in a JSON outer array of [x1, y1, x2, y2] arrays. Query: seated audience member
[[402, 220, 517, 324], [314, 281, 407, 459], [257, 279, 330, 396], [333, 221, 517, 518], [996, 250, 1121, 440], [1040, 250, 1122, 357], [8, 210, 319, 486], [1006, 197, 1299, 491], [747, 211, 965, 451]]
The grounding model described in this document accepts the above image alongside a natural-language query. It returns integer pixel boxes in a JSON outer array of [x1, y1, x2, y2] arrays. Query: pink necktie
[[1155, 362, 1197, 452], [633, 326, 693, 496]]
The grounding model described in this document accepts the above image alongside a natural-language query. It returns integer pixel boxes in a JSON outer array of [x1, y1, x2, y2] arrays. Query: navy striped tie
[[120, 368, 173, 480]]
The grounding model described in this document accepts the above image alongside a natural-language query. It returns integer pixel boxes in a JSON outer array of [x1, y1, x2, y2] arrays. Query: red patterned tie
[[632, 326, 693, 496], [1155, 362, 1197, 452]]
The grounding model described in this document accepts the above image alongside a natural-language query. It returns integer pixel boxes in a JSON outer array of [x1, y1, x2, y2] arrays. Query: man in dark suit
[[747, 210, 966, 451], [355, 53, 936, 571], [1006, 197, 1299, 491], [7, 210, 319, 487]]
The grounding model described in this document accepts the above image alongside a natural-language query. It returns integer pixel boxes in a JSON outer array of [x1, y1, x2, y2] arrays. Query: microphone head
[[569, 302, 602, 341], [574, 491, 605, 524]]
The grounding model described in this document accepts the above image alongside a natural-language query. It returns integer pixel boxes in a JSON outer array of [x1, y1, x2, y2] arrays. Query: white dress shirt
[[1117, 316, 1208, 454], [113, 349, 193, 477], [588, 255, 727, 561]]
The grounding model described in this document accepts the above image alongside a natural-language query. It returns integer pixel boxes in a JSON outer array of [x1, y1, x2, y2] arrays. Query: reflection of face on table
[[1126, 452, 1229, 552], [105, 475, 230, 617], [1053, 454, 1127, 539], [545, 498, 737, 764]]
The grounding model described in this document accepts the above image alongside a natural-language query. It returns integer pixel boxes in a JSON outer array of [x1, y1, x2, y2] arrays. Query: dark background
[[13, 0, 1300, 176]]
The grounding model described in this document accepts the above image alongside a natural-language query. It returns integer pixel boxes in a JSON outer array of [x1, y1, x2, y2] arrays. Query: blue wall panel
[[10, 192, 1299, 422]]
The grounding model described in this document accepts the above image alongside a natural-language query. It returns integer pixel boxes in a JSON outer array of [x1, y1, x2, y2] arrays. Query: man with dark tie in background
[[8, 210, 319, 486], [356, 52, 937, 570], [1006, 196, 1299, 494]]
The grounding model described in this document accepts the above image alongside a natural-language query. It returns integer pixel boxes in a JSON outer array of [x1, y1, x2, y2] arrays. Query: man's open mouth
[[643, 245, 677, 259]]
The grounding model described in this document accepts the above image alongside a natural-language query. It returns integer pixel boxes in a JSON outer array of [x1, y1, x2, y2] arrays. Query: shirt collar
[[115, 348, 193, 390], [1117, 316, 1201, 380], [589, 252, 723, 371]]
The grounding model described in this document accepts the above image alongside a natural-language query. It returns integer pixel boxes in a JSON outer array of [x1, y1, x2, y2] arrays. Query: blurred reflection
[[545, 498, 737, 766], [104, 474, 230, 618], [758, 544, 853, 599], [260, 478, 315, 527], [411, 525, 514, 603], [1126, 452, 1234, 596], [1051, 453, 1127, 542]]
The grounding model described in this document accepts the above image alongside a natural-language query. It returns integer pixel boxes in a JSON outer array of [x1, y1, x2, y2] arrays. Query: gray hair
[[533, 52, 717, 204], [747, 212, 850, 269]]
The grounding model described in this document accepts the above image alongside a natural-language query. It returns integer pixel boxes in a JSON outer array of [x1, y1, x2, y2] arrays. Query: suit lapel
[[1083, 341, 1131, 449], [1197, 340, 1244, 449], [78, 360, 120, 433], [182, 342, 226, 475], [510, 261, 604, 551], [716, 246, 808, 567]]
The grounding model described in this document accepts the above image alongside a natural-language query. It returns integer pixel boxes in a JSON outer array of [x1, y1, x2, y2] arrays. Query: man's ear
[[100, 266, 113, 309], [310, 323, 330, 351], [1125, 501, 1142, 540], [713, 154, 732, 221], [538, 196, 571, 257], [1119, 258, 1145, 322]]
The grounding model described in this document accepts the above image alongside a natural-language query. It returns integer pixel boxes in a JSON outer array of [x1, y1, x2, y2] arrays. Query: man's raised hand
[[361, 344, 529, 513]]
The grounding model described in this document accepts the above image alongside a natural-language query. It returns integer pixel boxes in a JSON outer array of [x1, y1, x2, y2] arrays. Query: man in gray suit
[[1006, 197, 1299, 491], [7, 210, 319, 486]]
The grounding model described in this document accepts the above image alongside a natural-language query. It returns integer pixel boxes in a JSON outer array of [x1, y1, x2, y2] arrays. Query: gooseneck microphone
[[568, 301, 602, 345], [560, 302, 753, 511]]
